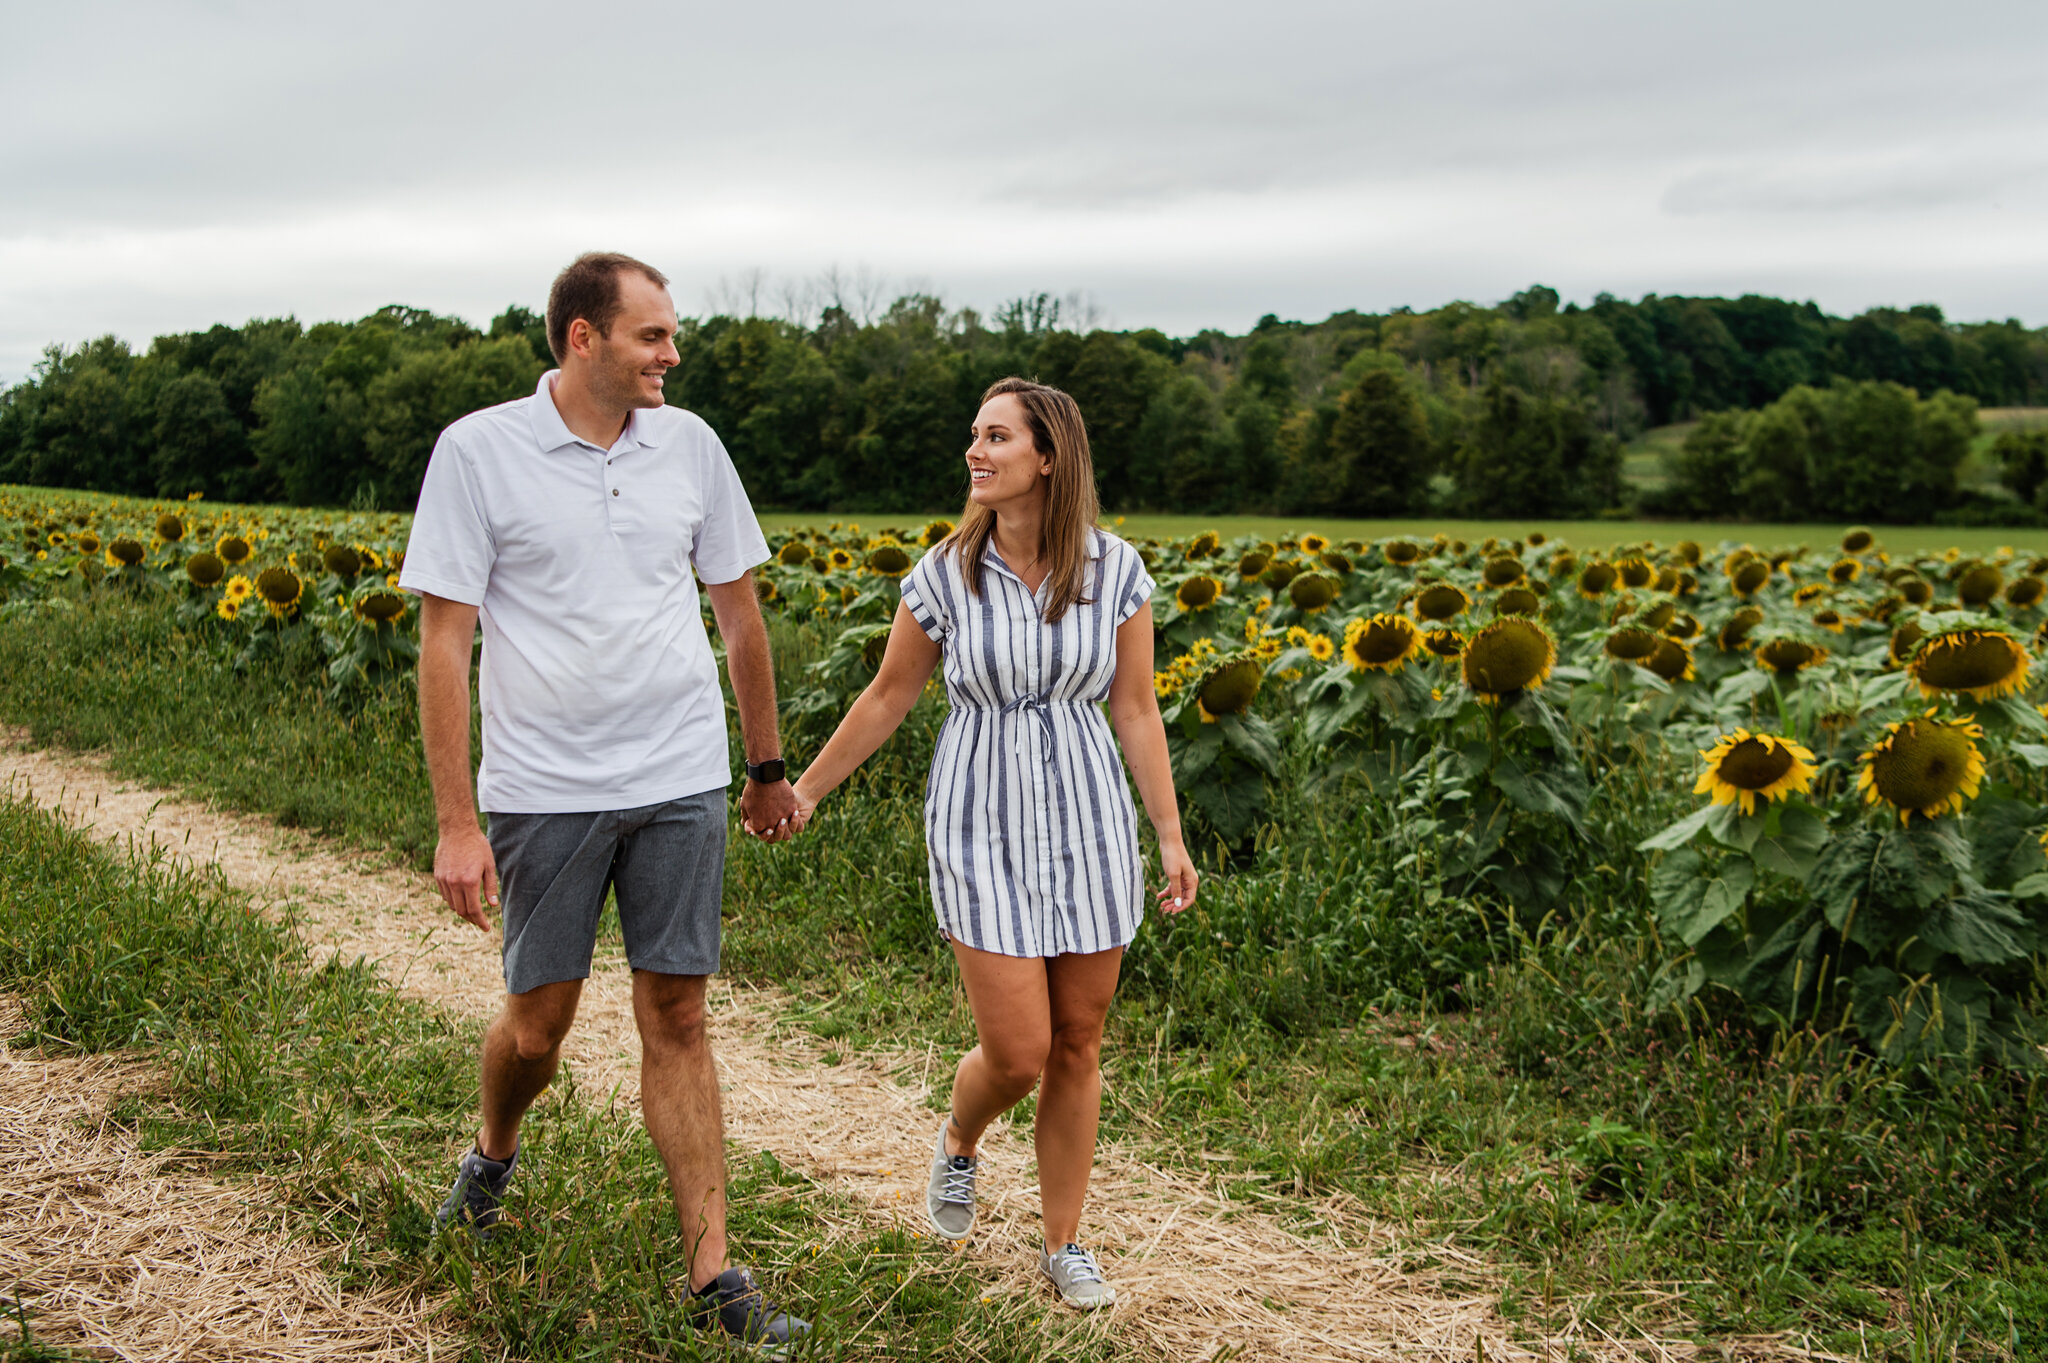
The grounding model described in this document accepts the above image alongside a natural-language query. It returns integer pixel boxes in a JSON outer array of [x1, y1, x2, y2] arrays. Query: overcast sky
[[4, 0, 2045, 383]]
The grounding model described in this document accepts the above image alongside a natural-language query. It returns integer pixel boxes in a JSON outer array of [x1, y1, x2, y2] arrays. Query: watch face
[[750, 759, 786, 783]]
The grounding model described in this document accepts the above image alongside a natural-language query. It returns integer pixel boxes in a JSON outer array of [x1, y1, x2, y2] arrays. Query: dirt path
[[2, 736, 1736, 1362], [0, 998, 450, 1361]]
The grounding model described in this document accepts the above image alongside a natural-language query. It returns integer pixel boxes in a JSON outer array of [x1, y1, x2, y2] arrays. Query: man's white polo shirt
[[398, 370, 770, 814]]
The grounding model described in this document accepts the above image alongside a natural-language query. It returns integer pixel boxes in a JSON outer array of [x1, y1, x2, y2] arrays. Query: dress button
[[612, 489, 620, 497]]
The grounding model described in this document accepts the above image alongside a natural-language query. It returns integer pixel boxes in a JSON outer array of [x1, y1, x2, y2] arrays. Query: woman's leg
[[945, 941, 1051, 1157], [1036, 947, 1124, 1248]]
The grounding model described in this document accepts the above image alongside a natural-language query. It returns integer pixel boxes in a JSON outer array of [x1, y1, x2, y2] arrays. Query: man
[[399, 251, 807, 1355]]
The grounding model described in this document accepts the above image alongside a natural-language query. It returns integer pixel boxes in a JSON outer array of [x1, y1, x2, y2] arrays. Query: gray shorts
[[486, 792, 727, 995]]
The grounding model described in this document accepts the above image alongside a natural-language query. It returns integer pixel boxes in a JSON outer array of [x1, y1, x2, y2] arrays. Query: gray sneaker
[[924, 1120, 977, 1241], [1039, 1242, 1115, 1310], [434, 1144, 517, 1238]]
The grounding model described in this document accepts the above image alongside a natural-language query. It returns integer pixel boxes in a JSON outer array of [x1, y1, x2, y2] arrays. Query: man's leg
[[633, 968, 728, 1291], [477, 978, 584, 1160]]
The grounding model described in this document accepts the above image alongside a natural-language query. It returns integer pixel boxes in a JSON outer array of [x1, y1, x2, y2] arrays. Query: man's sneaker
[[433, 1145, 516, 1238], [691, 1266, 810, 1359], [925, 1119, 977, 1241], [1039, 1243, 1115, 1310]]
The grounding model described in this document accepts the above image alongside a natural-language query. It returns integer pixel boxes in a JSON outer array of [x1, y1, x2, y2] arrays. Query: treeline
[[2, 284, 2044, 518]]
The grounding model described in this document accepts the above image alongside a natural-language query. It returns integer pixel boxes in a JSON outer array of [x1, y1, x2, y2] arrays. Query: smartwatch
[[745, 758, 787, 784]]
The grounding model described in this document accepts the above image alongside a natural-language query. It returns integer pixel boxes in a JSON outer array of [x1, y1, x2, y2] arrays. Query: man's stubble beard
[[588, 337, 666, 412]]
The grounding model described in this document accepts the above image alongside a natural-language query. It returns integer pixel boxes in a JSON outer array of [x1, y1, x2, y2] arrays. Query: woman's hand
[[1156, 838, 1199, 914], [787, 779, 820, 837]]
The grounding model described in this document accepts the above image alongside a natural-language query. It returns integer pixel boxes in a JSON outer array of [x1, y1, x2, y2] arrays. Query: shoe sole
[[1044, 1276, 1116, 1310]]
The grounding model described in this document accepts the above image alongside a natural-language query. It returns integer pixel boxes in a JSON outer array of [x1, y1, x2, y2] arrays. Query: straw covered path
[[2, 733, 1794, 1361]]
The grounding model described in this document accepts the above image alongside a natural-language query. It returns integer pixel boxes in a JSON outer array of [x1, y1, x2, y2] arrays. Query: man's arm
[[704, 572, 798, 842], [418, 592, 498, 928]]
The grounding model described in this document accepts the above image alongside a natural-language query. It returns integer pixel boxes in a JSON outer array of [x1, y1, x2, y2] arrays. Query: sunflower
[[1957, 564, 2004, 607], [1828, 558, 1862, 585], [2006, 576, 2047, 609], [1672, 540, 1703, 566], [1665, 612, 1701, 641], [1652, 566, 1681, 593], [1320, 550, 1353, 574], [1461, 617, 1555, 701], [1343, 613, 1421, 673], [777, 540, 813, 566], [1259, 560, 1300, 590], [1616, 557, 1654, 588], [1185, 530, 1222, 560], [184, 551, 225, 587], [1381, 539, 1423, 567], [353, 591, 408, 624], [1299, 533, 1330, 555], [1481, 556, 1525, 588], [223, 574, 254, 604], [1841, 526, 1876, 554], [1604, 627, 1660, 662], [866, 544, 912, 577], [106, 537, 146, 567], [1793, 582, 1829, 606], [1754, 637, 1826, 675], [1694, 730, 1818, 816], [1644, 637, 1696, 683], [254, 566, 303, 616], [1859, 711, 1986, 824], [322, 544, 362, 577], [1421, 628, 1465, 659], [1525, 530, 1548, 547], [1413, 582, 1471, 621], [1898, 577, 1933, 605], [1729, 560, 1772, 597], [1305, 633, 1335, 662], [1288, 573, 1339, 612], [1577, 562, 1618, 598], [215, 597, 241, 622], [1548, 550, 1579, 578], [921, 519, 954, 547], [1176, 575, 1224, 611], [154, 514, 184, 543], [1196, 657, 1263, 722], [1907, 626, 2030, 700], [827, 547, 858, 571], [1238, 550, 1271, 579], [1492, 587, 1541, 617], [1637, 600, 1677, 631]]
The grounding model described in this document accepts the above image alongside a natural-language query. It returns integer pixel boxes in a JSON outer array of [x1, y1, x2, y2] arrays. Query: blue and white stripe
[[899, 530, 1157, 958]]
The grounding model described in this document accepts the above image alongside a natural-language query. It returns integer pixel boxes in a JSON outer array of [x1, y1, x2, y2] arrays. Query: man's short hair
[[545, 252, 670, 364]]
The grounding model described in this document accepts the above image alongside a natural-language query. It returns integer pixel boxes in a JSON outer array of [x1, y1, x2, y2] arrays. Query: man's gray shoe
[[691, 1266, 810, 1359], [434, 1145, 516, 1237], [925, 1119, 976, 1241], [1039, 1243, 1115, 1310]]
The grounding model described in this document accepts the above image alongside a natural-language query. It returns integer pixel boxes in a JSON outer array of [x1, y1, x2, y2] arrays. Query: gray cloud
[[3, 0, 2046, 381]]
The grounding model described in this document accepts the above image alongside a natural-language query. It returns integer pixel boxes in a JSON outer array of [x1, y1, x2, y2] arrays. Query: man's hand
[[740, 778, 799, 843], [434, 824, 500, 930]]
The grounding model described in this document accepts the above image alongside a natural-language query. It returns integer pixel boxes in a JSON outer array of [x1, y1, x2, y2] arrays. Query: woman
[[789, 376, 1198, 1309]]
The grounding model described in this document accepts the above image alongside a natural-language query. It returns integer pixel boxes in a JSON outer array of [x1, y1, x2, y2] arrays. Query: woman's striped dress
[[898, 530, 1157, 957]]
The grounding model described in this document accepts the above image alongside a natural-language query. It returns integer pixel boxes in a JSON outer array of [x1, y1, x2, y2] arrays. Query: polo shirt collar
[[527, 370, 657, 455]]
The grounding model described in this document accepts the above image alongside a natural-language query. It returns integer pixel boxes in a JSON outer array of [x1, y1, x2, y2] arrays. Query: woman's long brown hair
[[945, 376, 1101, 624]]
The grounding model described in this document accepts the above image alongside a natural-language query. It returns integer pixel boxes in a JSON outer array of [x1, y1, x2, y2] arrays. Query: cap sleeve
[[899, 546, 950, 642], [1113, 540, 1156, 624]]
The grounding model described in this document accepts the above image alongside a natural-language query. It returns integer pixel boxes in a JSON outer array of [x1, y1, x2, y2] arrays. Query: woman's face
[[966, 394, 1051, 511]]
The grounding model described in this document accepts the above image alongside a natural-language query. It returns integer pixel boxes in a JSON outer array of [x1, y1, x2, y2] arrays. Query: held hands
[[434, 824, 500, 931], [740, 777, 801, 843], [1156, 838, 1199, 915]]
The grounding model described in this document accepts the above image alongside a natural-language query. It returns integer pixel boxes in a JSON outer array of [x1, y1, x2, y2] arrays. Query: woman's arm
[[1105, 603, 1199, 912], [790, 602, 943, 826]]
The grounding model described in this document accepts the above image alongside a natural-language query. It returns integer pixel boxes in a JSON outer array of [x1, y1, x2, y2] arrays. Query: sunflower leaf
[[1651, 849, 1753, 946], [1216, 713, 1282, 778], [1918, 889, 2036, 966], [1753, 803, 1830, 881], [2009, 744, 2048, 769], [1705, 800, 1767, 853], [1490, 756, 1589, 834], [1714, 671, 1773, 708], [1985, 696, 2048, 736], [1636, 805, 1714, 853], [1964, 792, 2048, 889]]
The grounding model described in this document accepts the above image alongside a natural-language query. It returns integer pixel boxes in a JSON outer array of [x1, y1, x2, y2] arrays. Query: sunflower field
[[5, 487, 2048, 1073]]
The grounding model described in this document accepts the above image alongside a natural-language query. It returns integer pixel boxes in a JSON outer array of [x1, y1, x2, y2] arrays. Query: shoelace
[[939, 1159, 977, 1206], [1052, 1245, 1104, 1284]]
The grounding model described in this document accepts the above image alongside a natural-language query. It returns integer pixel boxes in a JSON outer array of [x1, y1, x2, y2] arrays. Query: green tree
[[1996, 429, 2048, 507], [150, 372, 247, 499], [1325, 368, 1431, 515]]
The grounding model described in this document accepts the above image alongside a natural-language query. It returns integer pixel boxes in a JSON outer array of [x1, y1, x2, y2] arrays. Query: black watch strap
[[745, 758, 787, 784]]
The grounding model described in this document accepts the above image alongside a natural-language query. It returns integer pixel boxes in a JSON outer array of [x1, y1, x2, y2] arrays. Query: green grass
[[4, 589, 2045, 1356]]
